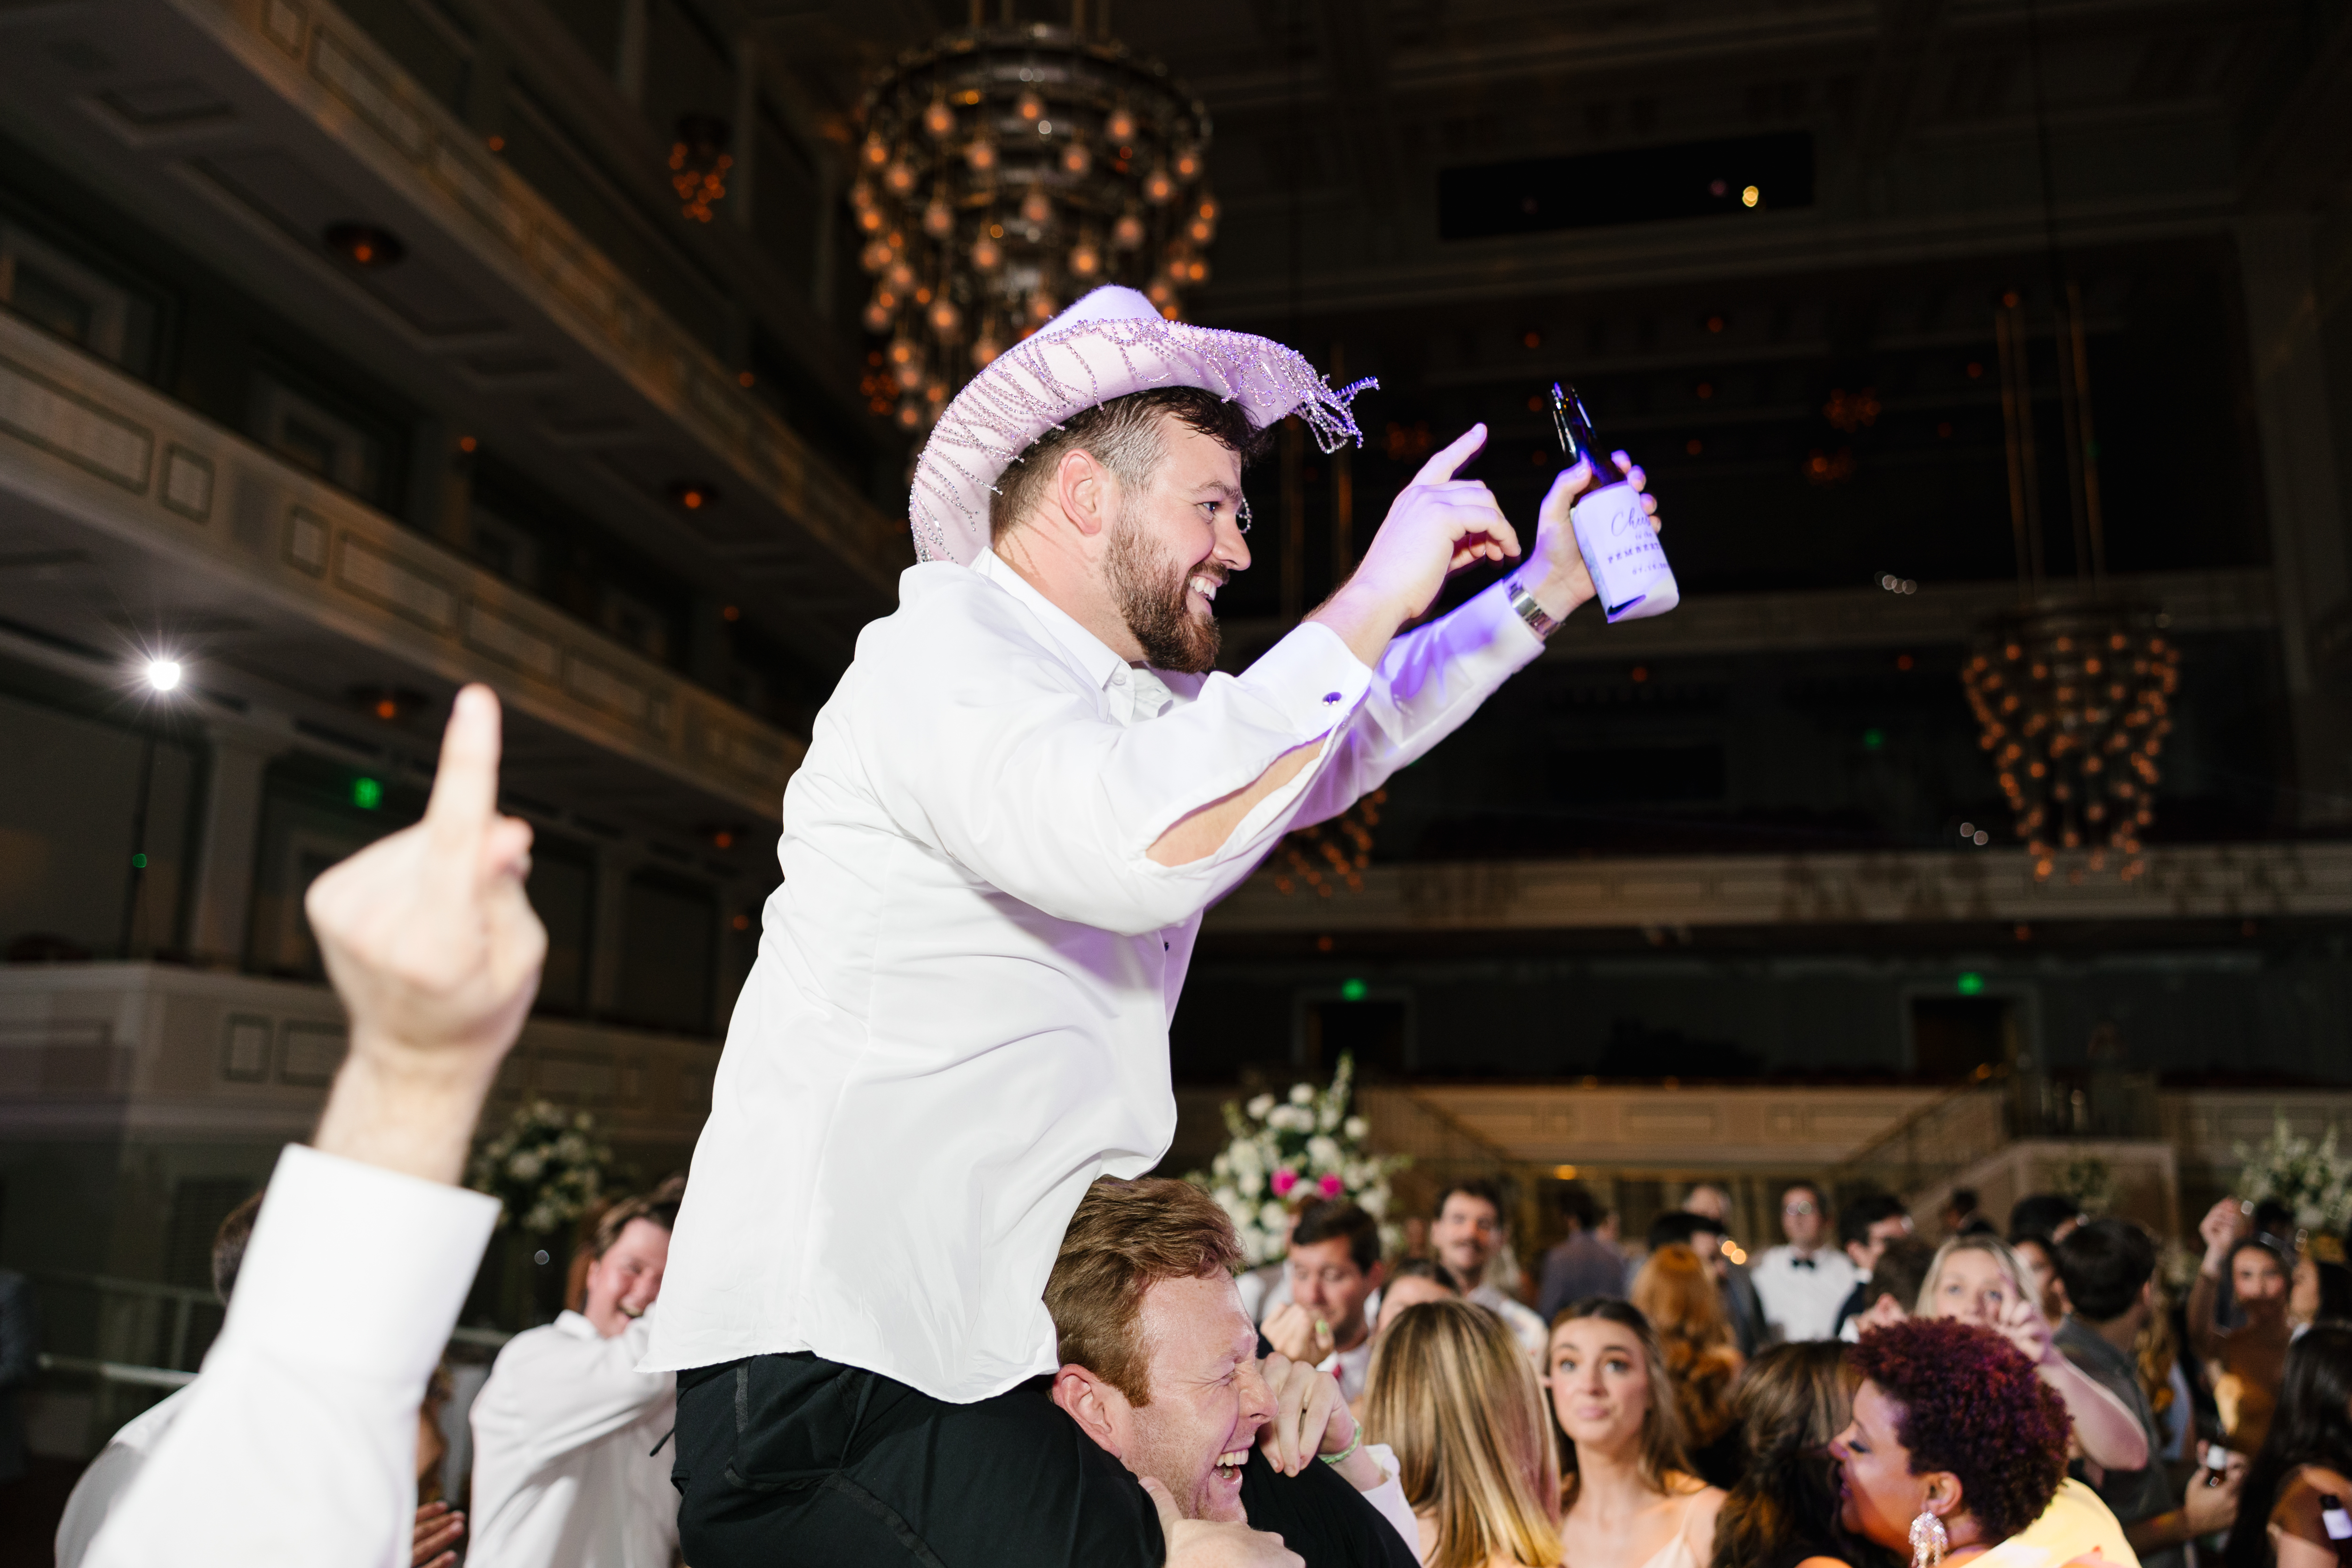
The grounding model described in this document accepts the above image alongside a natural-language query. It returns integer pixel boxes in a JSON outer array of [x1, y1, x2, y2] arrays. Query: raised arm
[[88, 686, 543, 1568]]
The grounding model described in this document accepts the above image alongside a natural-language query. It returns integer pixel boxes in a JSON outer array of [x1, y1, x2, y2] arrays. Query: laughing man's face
[[1104, 416, 1250, 674], [1123, 1272, 1276, 1521]]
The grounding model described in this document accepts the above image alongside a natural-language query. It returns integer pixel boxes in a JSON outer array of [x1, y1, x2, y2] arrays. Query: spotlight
[[144, 658, 183, 692]]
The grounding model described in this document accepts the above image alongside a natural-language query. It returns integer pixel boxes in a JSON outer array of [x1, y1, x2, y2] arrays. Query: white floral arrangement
[[468, 1098, 615, 1234], [2234, 1111, 2352, 1232], [1188, 1053, 1407, 1267]]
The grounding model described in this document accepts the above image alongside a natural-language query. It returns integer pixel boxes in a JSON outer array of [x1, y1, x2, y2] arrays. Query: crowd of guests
[[1232, 1174, 2352, 1568]]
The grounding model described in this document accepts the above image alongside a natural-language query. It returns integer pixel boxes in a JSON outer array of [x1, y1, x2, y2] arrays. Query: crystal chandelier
[[850, 9, 1216, 430], [1271, 793, 1386, 899], [1963, 606, 2179, 883]]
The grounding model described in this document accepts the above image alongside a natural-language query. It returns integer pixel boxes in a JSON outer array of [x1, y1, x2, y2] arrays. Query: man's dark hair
[[2253, 1199, 2297, 1242], [1648, 1210, 1724, 1253], [1292, 1199, 1381, 1275], [2008, 1193, 2081, 1244], [1866, 1236, 1938, 1315], [1557, 1182, 1601, 1232], [989, 386, 1266, 542], [1837, 1192, 1908, 1251], [1949, 1188, 1979, 1217], [1434, 1178, 1507, 1221], [2054, 1218, 2157, 1322], [212, 1191, 265, 1304]]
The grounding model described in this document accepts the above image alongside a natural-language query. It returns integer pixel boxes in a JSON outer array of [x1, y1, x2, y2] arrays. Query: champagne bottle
[[1551, 383, 1679, 623]]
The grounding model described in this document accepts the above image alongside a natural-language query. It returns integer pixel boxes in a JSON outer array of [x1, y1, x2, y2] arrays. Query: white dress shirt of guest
[[1263, 1200, 1387, 1403], [1751, 1182, 1859, 1343], [1432, 1180, 1550, 1358], [468, 1199, 679, 1568]]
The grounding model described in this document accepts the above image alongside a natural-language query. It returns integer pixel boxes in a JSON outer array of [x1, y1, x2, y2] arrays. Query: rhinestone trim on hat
[[908, 315, 1375, 565]]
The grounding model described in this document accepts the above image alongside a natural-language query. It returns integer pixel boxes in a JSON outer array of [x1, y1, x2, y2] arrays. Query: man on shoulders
[[1264, 1201, 1385, 1403], [467, 1183, 682, 1568], [1430, 1180, 1547, 1357], [1750, 1181, 1857, 1343], [1535, 1184, 1623, 1323]]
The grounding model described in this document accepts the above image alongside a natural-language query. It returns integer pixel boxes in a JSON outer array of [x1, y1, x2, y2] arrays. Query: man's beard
[[1105, 517, 1220, 674]]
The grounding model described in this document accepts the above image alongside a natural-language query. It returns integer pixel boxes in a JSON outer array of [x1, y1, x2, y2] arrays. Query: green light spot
[[352, 777, 383, 810], [1862, 728, 1886, 751], [1957, 971, 1986, 996], [129, 852, 147, 869], [1340, 978, 1368, 1002]]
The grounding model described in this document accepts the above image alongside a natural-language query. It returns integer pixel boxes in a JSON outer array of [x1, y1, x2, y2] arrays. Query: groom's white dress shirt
[[648, 549, 1543, 1402]]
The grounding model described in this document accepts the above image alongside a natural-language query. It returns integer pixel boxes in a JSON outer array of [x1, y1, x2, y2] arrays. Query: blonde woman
[[1918, 1233, 2153, 1474], [1362, 1298, 1564, 1568], [1547, 1298, 1724, 1568]]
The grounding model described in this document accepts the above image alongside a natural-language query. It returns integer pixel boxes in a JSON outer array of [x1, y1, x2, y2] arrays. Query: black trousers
[[673, 1353, 1165, 1568]]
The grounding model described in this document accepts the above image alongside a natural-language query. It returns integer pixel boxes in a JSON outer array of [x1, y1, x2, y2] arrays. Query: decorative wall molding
[[1209, 842, 2352, 934], [168, 0, 900, 586], [0, 308, 802, 817]]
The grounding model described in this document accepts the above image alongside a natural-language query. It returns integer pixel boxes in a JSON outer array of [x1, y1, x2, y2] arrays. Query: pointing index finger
[[425, 685, 504, 863], [1410, 423, 1487, 486]]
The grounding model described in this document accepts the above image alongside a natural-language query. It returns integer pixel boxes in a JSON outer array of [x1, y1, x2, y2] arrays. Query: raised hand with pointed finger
[[307, 684, 548, 1185]]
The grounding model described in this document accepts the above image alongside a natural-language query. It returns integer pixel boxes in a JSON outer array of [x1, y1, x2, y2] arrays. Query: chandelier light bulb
[[923, 198, 955, 239], [966, 137, 997, 173], [888, 336, 918, 366], [857, 206, 885, 234], [1026, 289, 1057, 323], [144, 658, 183, 692], [1069, 242, 1101, 279], [884, 159, 917, 195], [896, 398, 924, 430], [886, 258, 916, 292], [1019, 187, 1054, 227], [1197, 196, 1220, 222], [861, 239, 894, 274], [1017, 89, 1045, 122], [863, 298, 893, 333], [863, 135, 890, 167], [924, 378, 949, 406], [1106, 106, 1138, 143], [1145, 278, 1172, 306], [1174, 147, 1201, 179], [1187, 215, 1215, 244], [971, 234, 1002, 270], [923, 98, 956, 138], [850, 181, 875, 210], [1112, 211, 1145, 249], [1144, 166, 1175, 205], [1062, 142, 1092, 176], [928, 297, 962, 335], [971, 329, 1003, 368]]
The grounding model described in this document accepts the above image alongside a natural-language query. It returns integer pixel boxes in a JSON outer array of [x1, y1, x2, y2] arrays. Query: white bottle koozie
[[1570, 482, 1679, 623]]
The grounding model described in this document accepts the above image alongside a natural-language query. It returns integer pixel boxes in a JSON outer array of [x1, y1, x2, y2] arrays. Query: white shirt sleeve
[[859, 590, 1375, 935], [1288, 576, 1546, 828], [85, 1145, 498, 1568], [481, 1315, 670, 1472], [1356, 1442, 1422, 1556]]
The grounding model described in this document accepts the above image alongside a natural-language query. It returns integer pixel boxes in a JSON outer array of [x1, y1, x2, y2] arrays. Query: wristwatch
[[1507, 576, 1562, 640]]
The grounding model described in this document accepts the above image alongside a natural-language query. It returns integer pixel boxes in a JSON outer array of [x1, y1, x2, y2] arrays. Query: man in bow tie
[[1750, 1181, 1859, 1343]]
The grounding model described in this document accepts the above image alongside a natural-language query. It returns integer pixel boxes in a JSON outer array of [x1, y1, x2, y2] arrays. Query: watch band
[[1507, 577, 1561, 640]]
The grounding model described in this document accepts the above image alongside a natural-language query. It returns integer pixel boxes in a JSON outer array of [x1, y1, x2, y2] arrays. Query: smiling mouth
[[1188, 574, 1220, 603], [1214, 1448, 1249, 1484]]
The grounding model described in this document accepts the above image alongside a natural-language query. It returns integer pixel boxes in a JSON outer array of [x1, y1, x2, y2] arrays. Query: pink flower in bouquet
[[1318, 1174, 1343, 1198], [1271, 1168, 1298, 1197]]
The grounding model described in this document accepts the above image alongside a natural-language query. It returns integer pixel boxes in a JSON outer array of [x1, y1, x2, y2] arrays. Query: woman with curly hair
[[1548, 1298, 1725, 1568], [1916, 1234, 2152, 1475], [1835, 1318, 2127, 1567], [1708, 1342, 1878, 1568], [1361, 1297, 1564, 1568], [2222, 1322, 2352, 1568], [1632, 1244, 1746, 1489]]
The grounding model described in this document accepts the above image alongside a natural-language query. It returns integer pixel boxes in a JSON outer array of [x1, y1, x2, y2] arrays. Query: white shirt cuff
[[1245, 620, 1377, 733], [221, 1144, 499, 1387], [1357, 1442, 1421, 1555]]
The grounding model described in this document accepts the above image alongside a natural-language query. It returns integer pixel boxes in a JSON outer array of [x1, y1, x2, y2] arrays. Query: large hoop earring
[[1910, 1509, 1949, 1568]]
